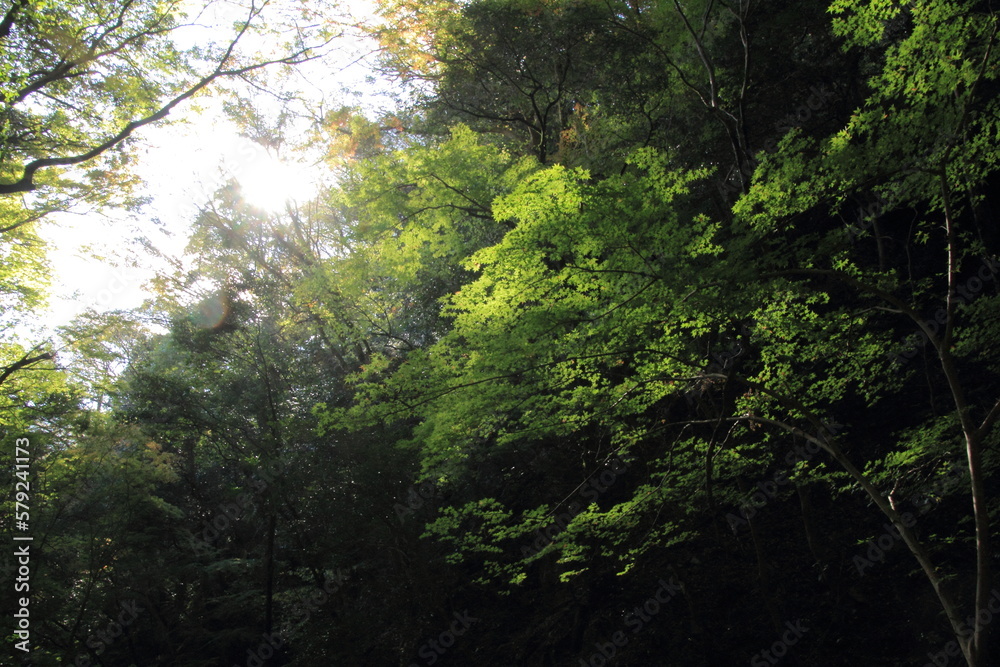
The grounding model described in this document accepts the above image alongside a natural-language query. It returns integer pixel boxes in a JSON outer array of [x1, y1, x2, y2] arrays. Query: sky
[[39, 0, 389, 332]]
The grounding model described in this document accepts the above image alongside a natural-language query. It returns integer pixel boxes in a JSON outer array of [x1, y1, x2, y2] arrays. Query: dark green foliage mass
[[3, 0, 1000, 665]]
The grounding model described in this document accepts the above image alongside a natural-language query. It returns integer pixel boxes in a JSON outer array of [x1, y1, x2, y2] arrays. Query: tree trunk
[[265, 513, 276, 635]]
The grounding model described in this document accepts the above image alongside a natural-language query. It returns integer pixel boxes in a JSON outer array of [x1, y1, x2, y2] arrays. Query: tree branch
[[0, 3, 334, 195], [0, 0, 28, 42], [0, 349, 55, 388]]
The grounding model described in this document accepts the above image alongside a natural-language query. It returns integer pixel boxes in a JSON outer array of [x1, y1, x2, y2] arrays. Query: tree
[[0, 0, 336, 197], [0, 0, 338, 470], [327, 1, 1000, 664], [373, 0, 678, 165], [734, 1, 1000, 662], [8, 0, 1000, 664]]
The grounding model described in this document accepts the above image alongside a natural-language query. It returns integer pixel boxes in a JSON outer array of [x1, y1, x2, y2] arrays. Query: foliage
[[5, 0, 1000, 665]]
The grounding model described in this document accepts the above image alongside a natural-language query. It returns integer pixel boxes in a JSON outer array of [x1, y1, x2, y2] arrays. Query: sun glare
[[235, 152, 319, 213], [36, 0, 379, 330]]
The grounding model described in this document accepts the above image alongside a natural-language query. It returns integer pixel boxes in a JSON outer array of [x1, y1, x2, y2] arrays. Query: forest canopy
[[3, 0, 1000, 665]]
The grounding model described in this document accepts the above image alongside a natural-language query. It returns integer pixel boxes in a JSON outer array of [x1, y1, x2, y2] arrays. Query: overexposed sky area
[[40, 0, 389, 330]]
